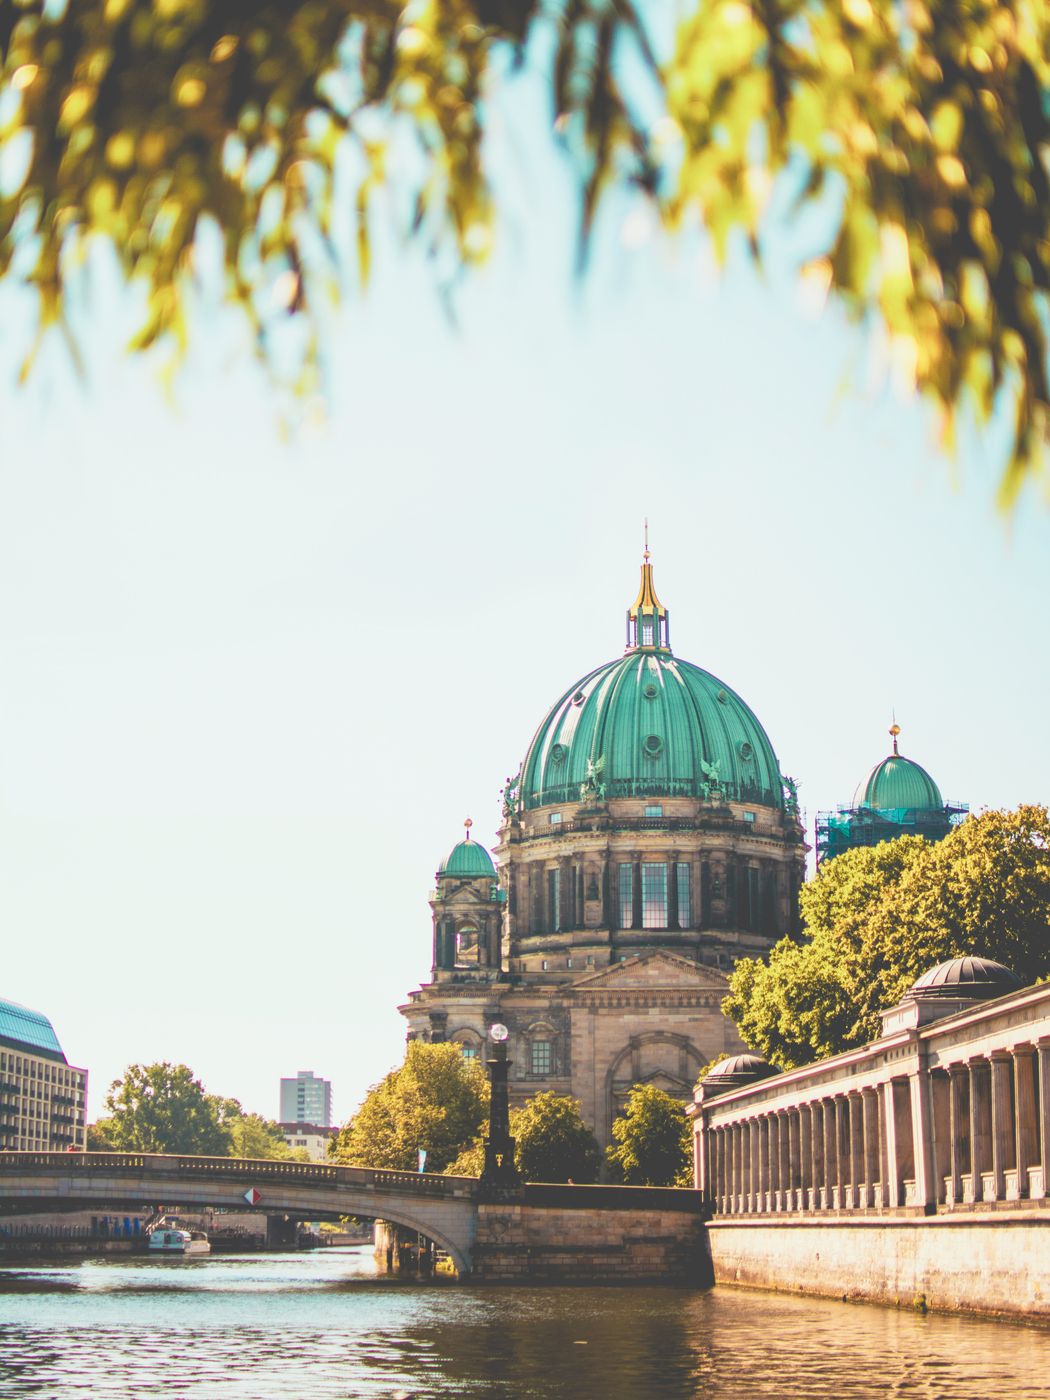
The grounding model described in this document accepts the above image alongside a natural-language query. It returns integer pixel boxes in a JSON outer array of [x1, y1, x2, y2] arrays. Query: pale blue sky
[[1, 66, 1047, 1125]]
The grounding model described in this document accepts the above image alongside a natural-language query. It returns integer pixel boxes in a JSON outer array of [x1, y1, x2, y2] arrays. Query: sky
[[0, 61, 1047, 1128]]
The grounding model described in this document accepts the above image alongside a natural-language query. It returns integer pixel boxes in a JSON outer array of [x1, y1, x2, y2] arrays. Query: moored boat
[[148, 1227, 211, 1256]]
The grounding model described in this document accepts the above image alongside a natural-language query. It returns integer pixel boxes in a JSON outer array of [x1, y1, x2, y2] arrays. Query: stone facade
[[689, 964, 1050, 1317], [400, 561, 805, 1146]]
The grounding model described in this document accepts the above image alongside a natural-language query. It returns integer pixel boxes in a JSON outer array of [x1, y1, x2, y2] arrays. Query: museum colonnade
[[697, 1039, 1050, 1215]]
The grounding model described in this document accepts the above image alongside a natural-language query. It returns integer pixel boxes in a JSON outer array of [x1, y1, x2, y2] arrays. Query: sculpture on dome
[[579, 755, 606, 803], [782, 774, 800, 816], [501, 770, 521, 819]]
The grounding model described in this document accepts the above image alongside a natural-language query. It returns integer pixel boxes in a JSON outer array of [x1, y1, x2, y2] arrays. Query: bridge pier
[[374, 1221, 438, 1277]]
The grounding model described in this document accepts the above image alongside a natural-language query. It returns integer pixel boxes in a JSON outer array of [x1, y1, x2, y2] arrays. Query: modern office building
[[0, 997, 88, 1151], [279, 1070, 332, 1127]]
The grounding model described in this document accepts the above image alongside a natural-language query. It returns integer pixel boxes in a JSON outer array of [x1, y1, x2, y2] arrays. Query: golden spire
[[889, 720, 901, 756], [464, 817, 473, 842], [626, 530, 670, 650]]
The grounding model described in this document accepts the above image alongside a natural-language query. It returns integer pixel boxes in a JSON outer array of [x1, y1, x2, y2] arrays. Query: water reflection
[[1, 1248, 1048, 1399]]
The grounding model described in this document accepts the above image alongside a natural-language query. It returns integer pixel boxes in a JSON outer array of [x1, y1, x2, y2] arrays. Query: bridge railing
[[0, 1152, 478, 1199]]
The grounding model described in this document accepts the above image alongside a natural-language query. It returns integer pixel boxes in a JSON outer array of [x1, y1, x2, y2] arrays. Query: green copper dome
[[519, 562, 786, 811], [438, 824, 496, 878], [853, 727, 943, 812]]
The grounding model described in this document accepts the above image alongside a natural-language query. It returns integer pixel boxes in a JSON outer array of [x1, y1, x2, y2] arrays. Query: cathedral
[[401, 553, 963, 1146]]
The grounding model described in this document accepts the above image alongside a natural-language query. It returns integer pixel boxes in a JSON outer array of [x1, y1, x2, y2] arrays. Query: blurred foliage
[[724, 805, 1050, 1068], [606, 1083, 692, 1186], [0, 0, 1047, 497]]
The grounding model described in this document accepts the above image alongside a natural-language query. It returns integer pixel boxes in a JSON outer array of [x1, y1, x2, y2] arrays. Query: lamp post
[[480, 1023, 520, 1188]]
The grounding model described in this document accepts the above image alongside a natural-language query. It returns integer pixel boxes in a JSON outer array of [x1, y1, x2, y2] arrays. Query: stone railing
[[0, 1151, 478, 1199]]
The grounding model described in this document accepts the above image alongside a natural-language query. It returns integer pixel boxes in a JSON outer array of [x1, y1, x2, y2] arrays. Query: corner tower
[[815, 723, 968, 866]]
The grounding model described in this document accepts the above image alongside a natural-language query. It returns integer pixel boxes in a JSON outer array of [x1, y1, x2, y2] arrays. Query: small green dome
[[438, 825, 496, 879], [853, 728, 943, 813]]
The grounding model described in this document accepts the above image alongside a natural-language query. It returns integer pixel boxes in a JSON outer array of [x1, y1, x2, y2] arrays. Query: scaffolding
[[815, 799, 969, 868]]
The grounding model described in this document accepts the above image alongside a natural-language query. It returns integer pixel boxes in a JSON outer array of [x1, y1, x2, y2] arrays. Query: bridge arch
[[0, 1153, 479, 1276]]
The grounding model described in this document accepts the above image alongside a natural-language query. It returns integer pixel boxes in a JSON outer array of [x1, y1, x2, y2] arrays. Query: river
[[2, 1246, 1049, 1399]]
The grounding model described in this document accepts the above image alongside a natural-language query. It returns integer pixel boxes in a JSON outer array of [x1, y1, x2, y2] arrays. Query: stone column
[[882, 1079, 911, 1209], [947, 1064, 969, 1205], [811, 1102, 825, 1209], [778, 1110, 791, 1211], [800, 1103, 813, 1207], [861, 1088, 879, 1208], [631, 859, 642, 929], [788, 1109, 801, 1208], [928, 1069, 951, 1207], [1013, 1046, 1038, 1199], [909, 1066, 937, 1211], [848, 1093, 863, 1208], [968, 1057, 991, 1201], [668, 858, 680, 931], [1038, 1039, 1050, 1201], [990, 1051, 1013, 1201], [750, 1119, 761, 1212], [822, 1099, 837, 1208]]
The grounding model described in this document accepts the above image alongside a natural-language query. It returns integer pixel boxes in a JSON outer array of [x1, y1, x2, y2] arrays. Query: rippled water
[[2, 1247, 1049, 1399]]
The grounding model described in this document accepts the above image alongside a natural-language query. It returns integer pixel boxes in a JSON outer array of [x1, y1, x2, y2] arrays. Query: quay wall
[[470, 1197, 710, 1283], [706, 1212, 1050, 1319]]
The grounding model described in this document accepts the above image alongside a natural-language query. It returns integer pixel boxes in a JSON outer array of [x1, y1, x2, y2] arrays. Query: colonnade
[[699, 1039, 1050, 1214]]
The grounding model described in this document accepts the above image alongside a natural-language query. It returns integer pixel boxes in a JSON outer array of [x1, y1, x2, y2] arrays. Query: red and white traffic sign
[[243, 1188, 262, 1205]]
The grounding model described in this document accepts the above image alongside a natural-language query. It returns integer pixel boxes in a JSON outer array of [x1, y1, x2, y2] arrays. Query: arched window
[[456, 925, 480, 966]]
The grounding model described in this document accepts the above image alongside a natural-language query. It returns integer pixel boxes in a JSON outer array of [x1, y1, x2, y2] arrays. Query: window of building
[[617, 863, 633, 929], [456, 926, 481, 964], [547, 868, 562, 932], [743, 811, 756, 824], [645, 805, 663, 817], [676, 862, 692, 928], [549, 812, 562, 825], [530, 1041, 552, 1075], [458, 1043, 478, 1061], [566, 957, 573, 969], [640, 619, 654, 646], [642, 862, 668, 929], [541, 959, 549, 971]]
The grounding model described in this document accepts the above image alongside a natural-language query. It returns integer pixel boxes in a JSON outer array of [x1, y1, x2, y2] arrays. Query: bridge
[[0, 1151, 710, 1282]]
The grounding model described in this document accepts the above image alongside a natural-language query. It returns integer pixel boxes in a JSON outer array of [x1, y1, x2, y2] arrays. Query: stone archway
[[604, 1031, 704, 1143]]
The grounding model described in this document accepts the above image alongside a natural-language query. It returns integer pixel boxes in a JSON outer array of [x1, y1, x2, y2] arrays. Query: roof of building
[[0, 997, 68, 1063], [852, 724, 944, 813], [910, 956, 1022, 1000], [438, 822, 497, 879], [519, 561, 786, 812], [702, 1053, 780, 1096]]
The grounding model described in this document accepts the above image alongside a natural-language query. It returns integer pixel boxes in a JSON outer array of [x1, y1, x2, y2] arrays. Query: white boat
[[148, 1227, 211, 1256]]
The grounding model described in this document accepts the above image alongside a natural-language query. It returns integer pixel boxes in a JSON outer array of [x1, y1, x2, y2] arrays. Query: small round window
[[643, 734, 664, 758], [550, 743, 567, 764], [571, 690, 585, 707], [643, 682, 658, 700], [738, 741, 754, 761], [717, 689, 728, 705]]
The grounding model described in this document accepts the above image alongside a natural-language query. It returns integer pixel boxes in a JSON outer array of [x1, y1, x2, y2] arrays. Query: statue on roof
[[579, 755, 606, 803]]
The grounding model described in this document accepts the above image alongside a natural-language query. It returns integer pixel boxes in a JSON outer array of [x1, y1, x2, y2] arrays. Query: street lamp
[[480, 1022, 520, 1188]]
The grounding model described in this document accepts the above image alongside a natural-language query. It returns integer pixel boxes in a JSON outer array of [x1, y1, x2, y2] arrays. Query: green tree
[[444, 1091, 600, 1182], [332, 1040, 489, 1173], [513, 1092, 599, 1183], [96, 1061, 232, 1155], [226, 1111, 308, 1161], [606, 1085, 692, 1187], [2, 2, 1047, 498], [725, 805, 1050, 1069]]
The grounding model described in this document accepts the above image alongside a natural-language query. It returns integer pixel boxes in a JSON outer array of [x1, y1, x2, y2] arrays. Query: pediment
[[569, 949, 729, 992]]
